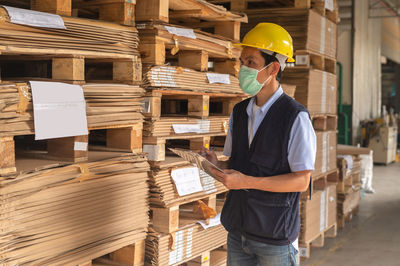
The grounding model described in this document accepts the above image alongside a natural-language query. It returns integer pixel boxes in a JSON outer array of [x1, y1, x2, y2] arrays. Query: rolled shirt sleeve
[[287, 111, 316, 172]]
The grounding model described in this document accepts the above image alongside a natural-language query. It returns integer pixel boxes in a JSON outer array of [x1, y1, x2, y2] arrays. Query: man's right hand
[[200, 147, 218, 166]]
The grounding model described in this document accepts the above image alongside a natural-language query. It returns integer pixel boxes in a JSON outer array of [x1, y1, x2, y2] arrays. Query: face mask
[[238, 63, 272, 96]]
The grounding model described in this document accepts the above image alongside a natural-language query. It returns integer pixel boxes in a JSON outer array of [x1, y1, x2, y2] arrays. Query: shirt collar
[[246, 86, 284, 116]]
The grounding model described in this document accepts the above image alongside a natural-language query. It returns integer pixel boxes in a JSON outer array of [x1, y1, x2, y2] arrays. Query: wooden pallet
[[151, 191, 227, 234], [143, 133, 227, 161], [290, 50, 337, 74], [136, 0, 247, 41], [138, 23, 241, 69], [91, 240, 146, 266], [184, 246, 227, 266], [0, 0, 137, 25], [144, 89, 245, 119], [311, 114, 338, 131], [302, 169, 338, 199], [0, 123, 143, 174], [207, 0, 339, 23], [299, 222, 337, 260], [337, 205, 359, 229], [0, 55, 141, 85]]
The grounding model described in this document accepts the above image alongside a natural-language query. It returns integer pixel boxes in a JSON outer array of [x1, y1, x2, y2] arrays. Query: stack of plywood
[[0, 152, 149, 266]]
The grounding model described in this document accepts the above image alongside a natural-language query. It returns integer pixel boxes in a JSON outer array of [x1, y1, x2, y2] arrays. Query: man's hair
[[260, 52, 282, 82]]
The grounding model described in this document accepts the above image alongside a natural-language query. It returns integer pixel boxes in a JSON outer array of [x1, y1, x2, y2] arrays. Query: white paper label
[[171, 167, 204, 196], [325, 0, 334, 11], [295, 55, 308, 66], [30, 81, 88, 140], [173, 124, 201, 134], [197, 213, 221, 229], [206, 73, 231, 84], [165, 26, 196, 39], [74, 142, 87, 151], [3, 6, 66, 29]]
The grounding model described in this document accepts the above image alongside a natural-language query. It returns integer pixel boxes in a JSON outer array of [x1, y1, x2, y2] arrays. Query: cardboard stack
[[0, 2, 151, 265], [336, 145, 371, 229], [134, 1, 249, 265]]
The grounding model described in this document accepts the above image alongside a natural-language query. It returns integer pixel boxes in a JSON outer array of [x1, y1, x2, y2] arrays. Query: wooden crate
[[312, 114, 338, 131], [91, 240, 146, 266]]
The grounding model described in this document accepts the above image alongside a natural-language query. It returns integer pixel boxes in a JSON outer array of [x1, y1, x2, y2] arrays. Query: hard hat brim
[[233, 42, 295, 63]]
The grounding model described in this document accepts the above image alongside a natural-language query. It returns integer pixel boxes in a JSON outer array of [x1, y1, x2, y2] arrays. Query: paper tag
[[206, 73, 231, 84], [74, 141, 88, 151], [30, 81, 88, 140], [165, 26, 196, 39], [295, 55, 308, 66], [197, 213, 221, 229], [172, 124, 201, 134], [171, 167, 204, 196], [3, 6, 66, 29], [325, 0, 334, 11]]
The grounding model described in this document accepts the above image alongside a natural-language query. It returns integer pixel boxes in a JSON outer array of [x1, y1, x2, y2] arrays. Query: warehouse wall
[[352, 0, 382, 143], [382, 18, 400, 64]]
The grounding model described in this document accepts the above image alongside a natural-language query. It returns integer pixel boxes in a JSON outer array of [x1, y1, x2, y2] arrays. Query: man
[[202, 23, 316, 266]]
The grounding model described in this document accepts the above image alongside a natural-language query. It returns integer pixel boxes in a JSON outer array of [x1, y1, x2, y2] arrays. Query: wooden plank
[[152, 205, 180, 234], [135, 0, 169, 22], [31, 0, 72, 16], [99, 2, 136, 26], [52, 57, 85, 82], [178, 50, 209, 72], [214, 21, 241, 42], [106, 124, 143, 152], [47, 135, 89, 162], [0, 136, 16, 174], [113, 59, 142, 84], [109, 240, 146, 266]]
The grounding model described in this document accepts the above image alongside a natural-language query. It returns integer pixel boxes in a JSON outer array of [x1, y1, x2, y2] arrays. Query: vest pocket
[[243, 196, 290, 240]]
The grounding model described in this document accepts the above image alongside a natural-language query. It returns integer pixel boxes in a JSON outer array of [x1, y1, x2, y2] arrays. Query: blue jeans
[[227, 231, 298, 266]]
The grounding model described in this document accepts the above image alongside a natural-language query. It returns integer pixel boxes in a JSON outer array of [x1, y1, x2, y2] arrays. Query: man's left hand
[[209, 168, 251, 190]]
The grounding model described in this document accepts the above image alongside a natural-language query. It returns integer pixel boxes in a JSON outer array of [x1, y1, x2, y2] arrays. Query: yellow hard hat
[[235, 23, 295, 63]]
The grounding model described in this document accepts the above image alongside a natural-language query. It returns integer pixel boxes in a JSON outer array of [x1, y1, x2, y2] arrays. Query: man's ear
[[271, 61, 280, 76]]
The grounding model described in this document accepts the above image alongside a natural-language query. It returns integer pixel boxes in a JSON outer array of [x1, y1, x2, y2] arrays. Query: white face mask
[[238, 63, 273, 96]]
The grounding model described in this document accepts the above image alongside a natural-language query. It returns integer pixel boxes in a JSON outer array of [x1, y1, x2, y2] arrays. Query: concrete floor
[[303, 162, 400, 266]]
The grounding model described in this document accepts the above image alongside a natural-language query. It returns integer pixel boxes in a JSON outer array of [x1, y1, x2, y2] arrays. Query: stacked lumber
[[0, 83, 145, 137], [0, 152, 149, 266]]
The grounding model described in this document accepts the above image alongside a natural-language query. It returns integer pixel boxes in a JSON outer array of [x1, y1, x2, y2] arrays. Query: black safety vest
[[220, 93, 309, 245]]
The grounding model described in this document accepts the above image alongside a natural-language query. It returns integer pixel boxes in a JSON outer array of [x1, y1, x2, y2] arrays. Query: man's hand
[[209, 168, 251, 190], [200, 147, 218, 166]]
